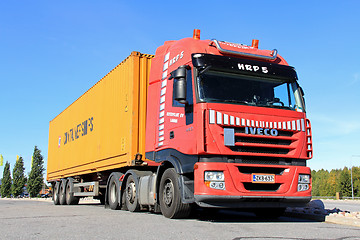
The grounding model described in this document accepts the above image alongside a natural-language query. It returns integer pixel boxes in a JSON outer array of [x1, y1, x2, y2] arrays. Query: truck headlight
[[204, 171, 224, 181], [297, 174, 310, 192], [298, 174, 310, 183], [204, 171, 225, 190]]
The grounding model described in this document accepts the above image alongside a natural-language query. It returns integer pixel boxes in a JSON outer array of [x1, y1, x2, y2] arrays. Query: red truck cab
[[145, 30, 312, 216]]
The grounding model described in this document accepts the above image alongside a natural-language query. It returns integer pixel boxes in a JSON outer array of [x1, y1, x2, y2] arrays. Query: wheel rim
[[126, 181, 136, 204], [110, 182, 117, 204], [66, 184, 70, 203], [163, 179, 174, 207], [54, 185, 58, 201]]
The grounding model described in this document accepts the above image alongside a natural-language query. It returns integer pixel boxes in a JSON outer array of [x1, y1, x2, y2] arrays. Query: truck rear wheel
[[65, 178, 79, 205], [59, 179, 67, 205], [125, 175, 140, 212], [108, 175, 121, 210], [159, 168, 191, 219], [53, 181, 60, 205]]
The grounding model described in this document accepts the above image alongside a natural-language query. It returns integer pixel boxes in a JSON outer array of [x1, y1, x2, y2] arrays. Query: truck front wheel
[[159, 168, 191, 219]]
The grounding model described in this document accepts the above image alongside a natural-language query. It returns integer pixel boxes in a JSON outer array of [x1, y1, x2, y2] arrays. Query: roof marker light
[[252, 39, 259, 49], [193, 29, 200, 40]]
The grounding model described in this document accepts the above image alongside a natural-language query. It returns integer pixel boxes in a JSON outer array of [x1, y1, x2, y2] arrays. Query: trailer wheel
[[53, 181, 60, 205], [108, 175, 121, 210], [65, 178, 79, 205], [59, 179, 67, 205], [125, 175, 140, 212], [159, 168, 191, 219]]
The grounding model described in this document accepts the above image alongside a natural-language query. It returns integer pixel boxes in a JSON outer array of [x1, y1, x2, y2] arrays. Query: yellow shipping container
[[47, 52, 153, 181]]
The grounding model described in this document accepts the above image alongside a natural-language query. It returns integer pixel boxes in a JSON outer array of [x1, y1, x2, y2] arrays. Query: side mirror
[[170, 65, 188, 104]]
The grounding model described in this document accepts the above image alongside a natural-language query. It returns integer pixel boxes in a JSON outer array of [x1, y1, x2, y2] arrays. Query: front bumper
[[195, 195, 311, 208], [194, 162, 311, 209]]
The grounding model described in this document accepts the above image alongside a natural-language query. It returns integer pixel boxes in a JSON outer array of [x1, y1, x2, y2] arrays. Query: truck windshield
[[197, 70, 305, 112]]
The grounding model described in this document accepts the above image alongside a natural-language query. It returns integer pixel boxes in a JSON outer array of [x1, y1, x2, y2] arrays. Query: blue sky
[[1, 1, 360, 178]]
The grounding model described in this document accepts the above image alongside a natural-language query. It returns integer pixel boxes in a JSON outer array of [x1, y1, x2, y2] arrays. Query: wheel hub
[[126, 182, 136, 204], [163, 180, 174, 206]]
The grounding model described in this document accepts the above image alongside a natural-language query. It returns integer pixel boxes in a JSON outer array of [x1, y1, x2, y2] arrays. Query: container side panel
[[47, 53, 153, 181]]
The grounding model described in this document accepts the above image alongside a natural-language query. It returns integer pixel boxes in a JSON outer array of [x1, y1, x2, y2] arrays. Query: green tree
[[27, 146, 44, 197], [338, 167, 352, 197], [350, 166, 360, 197], [1, 161, 12, 198], [311, 170, 320, 196], [12, 156, 26, 197]]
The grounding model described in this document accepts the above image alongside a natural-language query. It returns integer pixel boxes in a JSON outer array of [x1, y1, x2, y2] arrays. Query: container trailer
[[47, 30, 312, 218]]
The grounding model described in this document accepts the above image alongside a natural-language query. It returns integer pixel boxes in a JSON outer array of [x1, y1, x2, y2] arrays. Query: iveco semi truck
[[47, 30, 312, 218]]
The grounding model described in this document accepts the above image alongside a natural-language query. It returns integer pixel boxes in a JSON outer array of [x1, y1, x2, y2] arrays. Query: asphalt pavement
[[1, 198, 359, 240]]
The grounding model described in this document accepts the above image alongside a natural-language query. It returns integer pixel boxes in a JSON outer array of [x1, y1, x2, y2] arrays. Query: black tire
[[121, 189, 128, 211], [125, 175, 140, 212], [254, 208, 286, 219], [159, 168, 191, 219], [53, 181, 60, 205], [108, 175, 121, 210], [59, 179, 67, 205], [65, 178, 79, 205]]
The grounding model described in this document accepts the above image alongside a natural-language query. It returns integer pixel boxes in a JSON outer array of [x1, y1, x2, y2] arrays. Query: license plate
[[251, 174, 275, 183]]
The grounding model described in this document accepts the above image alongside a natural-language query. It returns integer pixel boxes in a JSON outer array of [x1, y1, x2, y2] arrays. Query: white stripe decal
[[159, 136, 164, 142], [224, 114, 229, 125], [159, 118, 165, 124], [159, 124, 164, 130], [159, 131, 164, 136], [301, 119, 305, 131], [209, 110, 215, 124], [160, 96, 165, 104], [161, 79, 167, 88], [163, 61, 168, 71], [160, 88, 166, 96], [159, 111, 165, 118], [164, 52, 170, 62], [217, 112, 222, 125], [230, 116, 235, 125], [207, 110, 305, 132], [160, 103, 165, 111], [241, 118, 245, 126]]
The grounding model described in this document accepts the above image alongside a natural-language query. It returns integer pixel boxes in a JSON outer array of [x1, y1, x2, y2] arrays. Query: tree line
[[0, 146, 45, 198], [312, 166, 360, 197]]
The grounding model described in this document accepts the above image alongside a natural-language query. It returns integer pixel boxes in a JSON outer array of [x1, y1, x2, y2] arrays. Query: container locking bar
[[209, 39, 278, 61]]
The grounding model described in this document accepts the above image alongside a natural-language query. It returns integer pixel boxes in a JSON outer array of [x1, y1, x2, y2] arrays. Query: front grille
[[243, 183, 281, 191], [235, 136, 291, 146], [230, 146, 289, 155], [229, 127, 295, 155]]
